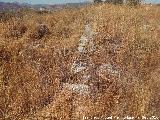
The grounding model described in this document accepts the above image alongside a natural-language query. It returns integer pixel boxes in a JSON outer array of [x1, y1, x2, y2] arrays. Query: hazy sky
[[0, 0, 160, 4]]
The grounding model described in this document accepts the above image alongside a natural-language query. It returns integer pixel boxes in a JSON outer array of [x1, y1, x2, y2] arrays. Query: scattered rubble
[[78, 35, 88, 53], [97, 63, 120, 79], [63, 83, 90, 95], [71, 60, 88, 74], [77, 24, 96, 53]]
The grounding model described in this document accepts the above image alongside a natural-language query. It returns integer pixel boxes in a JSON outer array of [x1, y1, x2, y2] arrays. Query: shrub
[[30, 24, 50, 39]]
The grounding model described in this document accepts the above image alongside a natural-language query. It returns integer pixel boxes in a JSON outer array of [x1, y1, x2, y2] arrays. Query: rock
[[77, 24, 96, 53], [63, 83, 90, 95], [71, 60, 88, 74], [78, 35, 88, 53], [84, 24, 94, 38], [97, 63, 120, 79]]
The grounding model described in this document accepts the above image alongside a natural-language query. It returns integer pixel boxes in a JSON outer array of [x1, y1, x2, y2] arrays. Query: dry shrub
[[2, 20, 27, 39], [0, 4, 160, 120], [0, 50, 61, 119], [122, 38, 159, 79], [29, 24, 50, 40]]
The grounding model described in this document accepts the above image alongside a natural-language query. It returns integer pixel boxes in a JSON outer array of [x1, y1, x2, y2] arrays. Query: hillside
[[0, 4, 160, 120], [0, 2, 22, 11], [0, 2, 89, 11]]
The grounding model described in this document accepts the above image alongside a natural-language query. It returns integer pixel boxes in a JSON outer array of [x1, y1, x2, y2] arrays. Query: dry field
[[0, 4, 160, 120]]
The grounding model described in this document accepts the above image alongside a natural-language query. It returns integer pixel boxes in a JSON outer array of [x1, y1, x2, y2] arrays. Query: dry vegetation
[[0, 4, 160, 120]]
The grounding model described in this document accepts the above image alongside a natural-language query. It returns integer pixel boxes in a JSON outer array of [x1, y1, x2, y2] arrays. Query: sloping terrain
[[0, 2, 29, 11], [0, 4, 160, 120]]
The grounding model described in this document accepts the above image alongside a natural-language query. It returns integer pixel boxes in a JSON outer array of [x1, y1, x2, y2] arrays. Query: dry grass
[[0, 4, 160, 120]]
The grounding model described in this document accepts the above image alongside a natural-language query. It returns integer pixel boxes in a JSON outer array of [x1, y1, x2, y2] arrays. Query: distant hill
[[0, 2, 89, 11], [31, 2, 90, 11], [0, 2, 29, 11]]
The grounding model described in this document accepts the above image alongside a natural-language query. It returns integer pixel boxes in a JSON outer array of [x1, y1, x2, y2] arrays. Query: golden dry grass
[[0, 4, 160, 120]]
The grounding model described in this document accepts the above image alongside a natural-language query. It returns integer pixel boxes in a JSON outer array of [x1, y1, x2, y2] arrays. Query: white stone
[[77, 23, 96, 53], [63, 83, 90, 94], [71, 61, 87, 74], [84, 24, 94, 38], [99, 63, 120, 75], [78, 35, 88, 53]]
